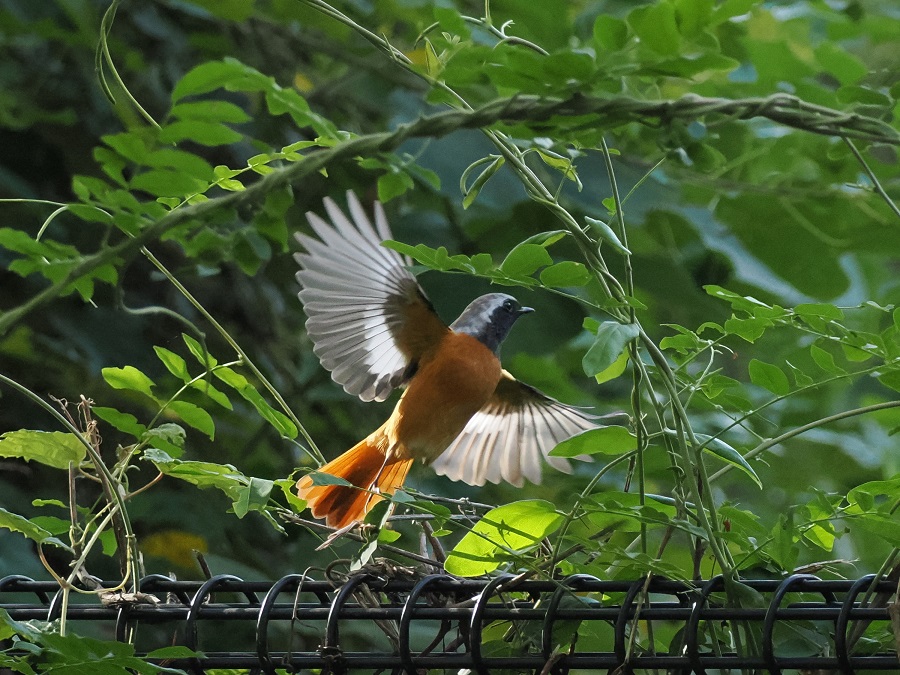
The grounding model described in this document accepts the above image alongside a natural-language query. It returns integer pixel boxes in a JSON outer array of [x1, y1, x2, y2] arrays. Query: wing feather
[[432, 371, 598, 486], [295, 191, 448, 402]]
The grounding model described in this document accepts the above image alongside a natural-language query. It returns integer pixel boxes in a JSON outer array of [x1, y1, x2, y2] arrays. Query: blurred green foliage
[[1, 0, 900, 666]]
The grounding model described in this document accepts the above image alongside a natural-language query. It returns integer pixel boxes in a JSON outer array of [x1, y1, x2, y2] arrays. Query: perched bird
[[294, 191, 598, 528]]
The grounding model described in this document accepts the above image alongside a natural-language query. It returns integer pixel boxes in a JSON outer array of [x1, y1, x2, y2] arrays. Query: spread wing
[[431, 371, 598, 487], [294, 191, 449, 402]]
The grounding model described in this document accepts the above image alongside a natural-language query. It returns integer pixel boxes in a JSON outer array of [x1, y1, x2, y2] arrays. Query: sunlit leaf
[[549, 426, 637, 457], [445, 500, 563, 577], [0, 430, 87, 469]]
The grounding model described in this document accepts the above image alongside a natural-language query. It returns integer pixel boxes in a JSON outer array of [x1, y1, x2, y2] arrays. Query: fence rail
[[1, 572, 898, 673]]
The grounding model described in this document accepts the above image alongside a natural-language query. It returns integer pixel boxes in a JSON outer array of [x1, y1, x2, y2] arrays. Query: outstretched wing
[[295, 191, 448, 402], [431, 371, 598, 487]]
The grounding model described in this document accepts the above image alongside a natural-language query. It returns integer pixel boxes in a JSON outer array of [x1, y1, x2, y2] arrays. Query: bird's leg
[[363, 451, 394, 510]]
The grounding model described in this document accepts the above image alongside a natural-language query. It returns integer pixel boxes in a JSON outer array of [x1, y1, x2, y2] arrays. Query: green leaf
[[0, 507, 72, 550], [378, 529, 402, 543], [594, 349, 629, 384], [213, 367, 298, 438], [0, 430, 86, 469], [582, 321, 640, 377], [628, 2, 681, 55], [172, 58, 271, 101], [594, 15, 628, 51], [154, 346, 190, 381], [445, 500, 563, 577], [724, 316, 771, 343], [692, 433, 761, 488], [189, 380, 233, 410], [305, 471, 352, 487], [377, 169, 414, 202], [233, 477, 274, 518], [92, 407, 148, 439], [748, 359, 790, 396], [809, 343, 846, 375], [499, 243, 553, 277], [461, 155, 505, 209], [168, 401, 215, 440], [142, 424, 187, 458], [540, 261, 591, 288], [674, 0, 713, 37], [144, 448, 252, 504], [102, 365, 157, 398], [170, 100, 251, 123], [535, 149, 581, 188], [182, 333, 217, 368], [549, 426, 637, 457], [158, 120, 243, 147], [585, 217, 630, 255]]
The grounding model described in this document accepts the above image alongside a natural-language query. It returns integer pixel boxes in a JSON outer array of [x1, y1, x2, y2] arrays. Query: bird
[[293, 191, 599, 528]]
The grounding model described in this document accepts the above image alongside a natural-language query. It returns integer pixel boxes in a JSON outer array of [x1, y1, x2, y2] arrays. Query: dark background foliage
[[1, 0, 900, 661]]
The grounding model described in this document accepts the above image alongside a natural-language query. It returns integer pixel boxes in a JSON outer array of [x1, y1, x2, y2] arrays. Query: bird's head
[[450, 293, 534, 354]]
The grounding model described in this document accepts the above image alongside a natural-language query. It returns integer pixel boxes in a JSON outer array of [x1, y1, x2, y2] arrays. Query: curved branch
[[1, 92, 895, 335]]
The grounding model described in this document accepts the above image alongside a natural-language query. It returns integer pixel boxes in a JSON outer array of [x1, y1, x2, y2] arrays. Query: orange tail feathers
[[296, 437, 413, 529]]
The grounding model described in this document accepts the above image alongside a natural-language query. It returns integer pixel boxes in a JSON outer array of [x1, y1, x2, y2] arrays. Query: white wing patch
[[295, 192, 422, 402], [431, 384, 598, 487]]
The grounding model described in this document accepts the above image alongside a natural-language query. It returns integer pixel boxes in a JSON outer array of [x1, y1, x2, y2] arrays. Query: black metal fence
[[2, 572, 898, 673]]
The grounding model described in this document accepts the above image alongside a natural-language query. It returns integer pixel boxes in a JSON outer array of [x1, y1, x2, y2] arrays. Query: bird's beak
[[518, 306, 535, 315]]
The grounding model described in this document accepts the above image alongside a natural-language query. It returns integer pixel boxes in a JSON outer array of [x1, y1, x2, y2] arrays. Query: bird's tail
[[296, 436, 413, 529]]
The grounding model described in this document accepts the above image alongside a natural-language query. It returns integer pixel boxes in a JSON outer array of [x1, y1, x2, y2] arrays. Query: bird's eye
[[502, 299, 515, 312]]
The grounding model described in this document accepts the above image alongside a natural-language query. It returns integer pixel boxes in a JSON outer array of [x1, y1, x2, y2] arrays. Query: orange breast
[[386, 332, 501, 463]]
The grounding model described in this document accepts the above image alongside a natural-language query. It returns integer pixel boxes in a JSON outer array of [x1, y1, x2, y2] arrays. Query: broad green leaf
[[794, 303, 844, 321], [594, 349, 629, 384], [628, 2, 681, 55], [705, 285, 775, 313], [549, 426, 637, 457], [233, 477, 274, 518], [154, 346, 190, 381], [172, 58, 271, 101], [168, 401, 215, 440], [305, 471, 352, 487], [189, 380, 233, 409], [144, 448, 249, 498], [377, 169, 414, 202], [101, 132, 148, 164], [213, 366, 298, 438], [445, 500, 563, 577], [142, 424, 187, 458], [809, 343, 846, 375], [849, 513, 900, 548], [674, 0, 713, 37], [378, 528, 402, 543], [594, 15, 628, 51], [170, 100, 251, 123], [158, 120, 243, 146], [92, 407, 147, 439], [102, 365, 156, 398], [535, 149, 581, 188], [182, 334, 217, 367], [540, 261, 591, 288], [847, 477, 900, 514], [0, 430, 86, 469], [748, 359, 790, 396], [0, 507, 72, 550], [724, 316, 771, 343], [499, 243, 553, 277], [145, 149, 214, 180], [275, 478, 307, 511], [582, 321, 640, 377]]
